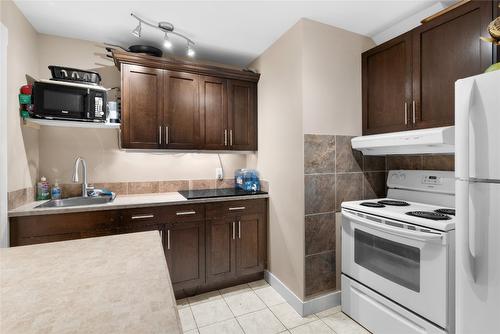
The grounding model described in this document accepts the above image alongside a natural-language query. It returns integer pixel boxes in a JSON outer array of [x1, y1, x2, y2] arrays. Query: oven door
[[341, 209, 450, 329]]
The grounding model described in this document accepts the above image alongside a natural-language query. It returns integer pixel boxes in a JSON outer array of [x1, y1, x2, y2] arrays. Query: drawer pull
[[176, 211, 196, 216], [238, 220, 241, 239], [232, 222, 236, 240], [228, 206, 246, 211], [167, 229, 171, 250], [131, 214, 154, 220]]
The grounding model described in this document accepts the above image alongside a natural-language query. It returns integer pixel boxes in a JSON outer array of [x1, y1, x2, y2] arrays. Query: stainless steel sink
[[35, 196, 114, 209]]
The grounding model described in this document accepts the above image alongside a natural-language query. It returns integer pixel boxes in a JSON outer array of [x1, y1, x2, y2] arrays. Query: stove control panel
[[422, 175, 443, 185], [387, 170, 454, 194]]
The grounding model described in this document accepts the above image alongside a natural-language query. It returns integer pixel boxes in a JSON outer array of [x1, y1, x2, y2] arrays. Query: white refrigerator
[[455, 70, 500, 334]]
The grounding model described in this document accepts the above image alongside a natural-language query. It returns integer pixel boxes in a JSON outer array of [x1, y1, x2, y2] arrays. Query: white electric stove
[[341, 170, 455, 334]]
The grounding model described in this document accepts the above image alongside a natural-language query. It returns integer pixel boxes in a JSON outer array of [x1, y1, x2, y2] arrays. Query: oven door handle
[[343, 210, 443, 243]]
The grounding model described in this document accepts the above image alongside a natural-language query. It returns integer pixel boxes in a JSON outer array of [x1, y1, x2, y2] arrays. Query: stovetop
[[342, 198, 456, 231], [178, 188, 268, 200]]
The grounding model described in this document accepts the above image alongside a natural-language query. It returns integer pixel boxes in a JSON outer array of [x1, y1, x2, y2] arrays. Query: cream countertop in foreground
[[0, 231, 182, 334], [8, 191, 270, 217]]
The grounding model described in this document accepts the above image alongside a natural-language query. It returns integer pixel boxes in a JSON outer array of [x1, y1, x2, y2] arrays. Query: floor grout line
[[218, 285, 248, 334], [179, 280, 358, 334]]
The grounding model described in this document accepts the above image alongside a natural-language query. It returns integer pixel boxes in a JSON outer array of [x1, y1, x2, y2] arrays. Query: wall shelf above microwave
[[23, 118, 120, 130]]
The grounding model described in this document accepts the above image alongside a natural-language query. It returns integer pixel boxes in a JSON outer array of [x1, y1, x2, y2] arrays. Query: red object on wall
[[20, 84, 32, 95]]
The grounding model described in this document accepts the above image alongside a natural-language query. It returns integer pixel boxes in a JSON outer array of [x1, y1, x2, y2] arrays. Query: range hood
[[351, 126, 454, 155]]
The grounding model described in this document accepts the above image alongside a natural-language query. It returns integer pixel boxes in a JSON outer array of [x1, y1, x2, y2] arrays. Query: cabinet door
[[362, 33, 413, 135], [121, 64, 163, 149], [228, 80, 257, 150], [235, 212, 266, 276], [164, 71, 200, 149], [199, 76, 228, 150], [412, 0, 493, 129], [206, 218, 237, 283], [165, 221, 205, 289]]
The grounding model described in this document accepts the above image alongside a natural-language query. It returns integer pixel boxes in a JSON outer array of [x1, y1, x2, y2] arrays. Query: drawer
[[163, 204, 205, 223], [120, 207, 163, 226], [206, 199, 266, 219], [10, 210, 120, 239]]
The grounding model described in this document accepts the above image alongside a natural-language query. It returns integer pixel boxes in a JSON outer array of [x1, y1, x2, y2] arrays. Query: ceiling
[[15, 0, 445, 66]]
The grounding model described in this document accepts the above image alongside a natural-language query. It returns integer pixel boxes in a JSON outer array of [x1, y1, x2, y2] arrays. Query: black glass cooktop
[[179, 188, 268, 200]]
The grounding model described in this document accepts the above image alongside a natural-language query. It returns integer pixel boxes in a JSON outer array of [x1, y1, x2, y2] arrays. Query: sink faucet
[[72, 157, 90, 197]]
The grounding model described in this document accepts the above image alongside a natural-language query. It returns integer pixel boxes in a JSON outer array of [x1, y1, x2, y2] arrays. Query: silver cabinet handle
[[229, 129, 233, 146], [165, 126, 169, 144], [238, 220, 241, 239], [224, 129, 228, 146], [167, 229, 171, 250], [158, 126, 162, 145], [159, 229, 163, 238], [229, 206, 246, 211], [131, 214, 154, 220], [176, 210, 196, 216], [412, 100, 416, 124], [404, 102, 408, 125], [232, 222, 236, 240]]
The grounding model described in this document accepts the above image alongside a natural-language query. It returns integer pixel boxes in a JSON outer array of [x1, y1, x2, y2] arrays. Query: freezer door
[[456, 180, 500, 334], [455, 71, 500, 180]]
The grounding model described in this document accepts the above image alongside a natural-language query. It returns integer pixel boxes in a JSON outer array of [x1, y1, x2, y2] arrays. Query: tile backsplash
[[303, 133, 454, 298], [303, 134, 387, 298], [8, 179, 270, 210]]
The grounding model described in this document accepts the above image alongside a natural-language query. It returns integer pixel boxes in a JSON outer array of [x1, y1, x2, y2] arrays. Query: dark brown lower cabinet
[[9, 198, 267, 297], [165, 220, 205, 290], [236, 212, 266, 276], [206, 217, 237, 283]]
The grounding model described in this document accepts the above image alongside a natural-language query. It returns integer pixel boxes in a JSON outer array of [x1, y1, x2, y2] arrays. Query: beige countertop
[[8, 192, 269, 217], [0, 231, 182, 334]]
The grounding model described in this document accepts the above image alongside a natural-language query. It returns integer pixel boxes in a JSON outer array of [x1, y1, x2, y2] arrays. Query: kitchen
[[1, 1, 499, 333]]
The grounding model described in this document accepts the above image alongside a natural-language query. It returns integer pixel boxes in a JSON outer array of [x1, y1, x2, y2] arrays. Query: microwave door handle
[[84, 89, 91, 117], [342, 210, 443, 243]]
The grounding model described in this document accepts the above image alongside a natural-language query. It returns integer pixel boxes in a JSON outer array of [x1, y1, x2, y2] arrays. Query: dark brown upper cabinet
[[164, 71, 200, 149], [114, 51, 259, 151], [362, 0, 494, 135], [362, 33, 413, 135], [228, 80, 257, 151], [412, 0, 494, 129], [199, 76, 228, 150], [121, 64, 164, 149]]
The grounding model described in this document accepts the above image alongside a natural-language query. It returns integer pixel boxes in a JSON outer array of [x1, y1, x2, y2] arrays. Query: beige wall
[[248, 21, 306, 299], [35, 34, 247, 184], [1, 0, 39, 192], [248, 19, 373, 300], [301, 19, 374, 136]]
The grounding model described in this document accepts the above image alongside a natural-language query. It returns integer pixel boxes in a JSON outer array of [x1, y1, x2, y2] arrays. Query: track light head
[[163, 33, 172, 49], [187, 43, 195, 57], [131, 22, 141, 38]]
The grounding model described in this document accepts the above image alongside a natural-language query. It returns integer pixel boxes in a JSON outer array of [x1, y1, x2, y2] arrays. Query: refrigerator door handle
[[455, 79, 476, 178], [458, 180, 477, 282]]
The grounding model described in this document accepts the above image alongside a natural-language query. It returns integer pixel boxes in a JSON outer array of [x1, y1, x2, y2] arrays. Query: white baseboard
[[264, 270, 341, 316]]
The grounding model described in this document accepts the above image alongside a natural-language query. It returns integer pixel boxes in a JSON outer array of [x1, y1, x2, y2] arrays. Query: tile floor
[[177, 279, 370, 334]]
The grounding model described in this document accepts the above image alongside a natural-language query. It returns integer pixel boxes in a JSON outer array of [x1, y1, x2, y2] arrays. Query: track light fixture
[[130, 13, 195, 57], [131, 22, 141, 38], [163, 33, 172, 49], [187, 42, 195, 57]]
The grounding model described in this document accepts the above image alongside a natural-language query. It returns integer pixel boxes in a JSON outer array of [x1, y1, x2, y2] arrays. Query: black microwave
[[32, 80, 107, 122]]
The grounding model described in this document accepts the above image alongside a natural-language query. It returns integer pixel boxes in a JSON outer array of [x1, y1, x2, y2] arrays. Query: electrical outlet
[[215, 167, 224, 180]]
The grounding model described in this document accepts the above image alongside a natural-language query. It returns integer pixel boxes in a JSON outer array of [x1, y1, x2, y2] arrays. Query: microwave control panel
[[94, 97, 104, 117]]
